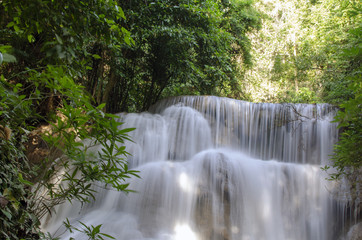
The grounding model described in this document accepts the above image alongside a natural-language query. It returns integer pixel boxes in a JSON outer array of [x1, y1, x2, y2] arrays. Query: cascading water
[[44, 96, 345, 240]]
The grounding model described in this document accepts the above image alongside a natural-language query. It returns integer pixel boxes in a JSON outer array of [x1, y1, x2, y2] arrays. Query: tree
[[1, 0, 260, 113], [0, 69, 139, 239], [109, 0, 261, 112], [244, 0, 361, 178], [0, 1, 137, 239], [322, 0, 361, 179], [1, 0, 133, 113]]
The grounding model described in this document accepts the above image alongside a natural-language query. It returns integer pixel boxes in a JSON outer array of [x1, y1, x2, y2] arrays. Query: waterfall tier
[[45, 96, 343, 240]]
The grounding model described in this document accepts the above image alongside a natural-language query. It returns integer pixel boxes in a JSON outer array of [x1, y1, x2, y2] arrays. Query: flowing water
[[45, 96, 345, 240]]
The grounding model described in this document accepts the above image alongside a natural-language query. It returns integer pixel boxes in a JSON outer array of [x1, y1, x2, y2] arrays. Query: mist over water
[[44, 96, 344, 240]]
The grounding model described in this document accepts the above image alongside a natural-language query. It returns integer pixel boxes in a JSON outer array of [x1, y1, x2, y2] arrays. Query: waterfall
[[44, 96, 344, 240]]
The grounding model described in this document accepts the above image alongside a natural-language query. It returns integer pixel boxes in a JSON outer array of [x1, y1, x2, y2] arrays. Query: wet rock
[[346, 222, 362, 240], [194, 154, 234, 240]]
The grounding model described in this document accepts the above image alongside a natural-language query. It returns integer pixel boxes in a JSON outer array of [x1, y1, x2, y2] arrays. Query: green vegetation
[[243, 0, 361, 104], [0, 0, 361, 239], [89, 0, 261, 112], [242, 0, 361, 179], [0, 0, 260, 239], [0, 0, 137, 239], [0, 67, 138, 239]]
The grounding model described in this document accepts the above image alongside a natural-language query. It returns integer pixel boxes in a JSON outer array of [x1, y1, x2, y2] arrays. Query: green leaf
[[99, 232, 116, 239], [118, 128, 136, 134], [13, 25, 20, 32], [6, 22, 15, 28], [55, 33, 63, 44], [18, 173, 34, 186], [27, 34, 35, 43], [117, 5, 125, 20], [93, 224, 102, 234], [97, 103, 106, 109], [2, 53, 17, 63], [1, 209, 12, 220]]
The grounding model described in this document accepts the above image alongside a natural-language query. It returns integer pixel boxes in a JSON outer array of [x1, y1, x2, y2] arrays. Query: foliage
[[242, 0, 361, 179], [0, 80, 40, 239], [0, 1, 256, 238], [0, 0, 133, 114], [324, 42, 361, 180], [103, 0, 261, 111], [63, 219, 115, 240], [324, 1, 362, 179], [242, 0, 315, 102], [1, 0, 131, 65], [327, 82, 361, 180], [28, 66, 139, 217], [1, 0, 260, 113], [0, 0, 137, 239], [0, 65, 138, 239], [243, 0, 361, 104]]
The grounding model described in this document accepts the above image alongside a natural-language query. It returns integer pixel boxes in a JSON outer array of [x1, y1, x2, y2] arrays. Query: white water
[[45, 96, 343, 240]]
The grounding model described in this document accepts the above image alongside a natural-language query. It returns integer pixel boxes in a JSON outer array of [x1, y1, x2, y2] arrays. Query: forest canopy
[[1, 0, 261, 113]]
